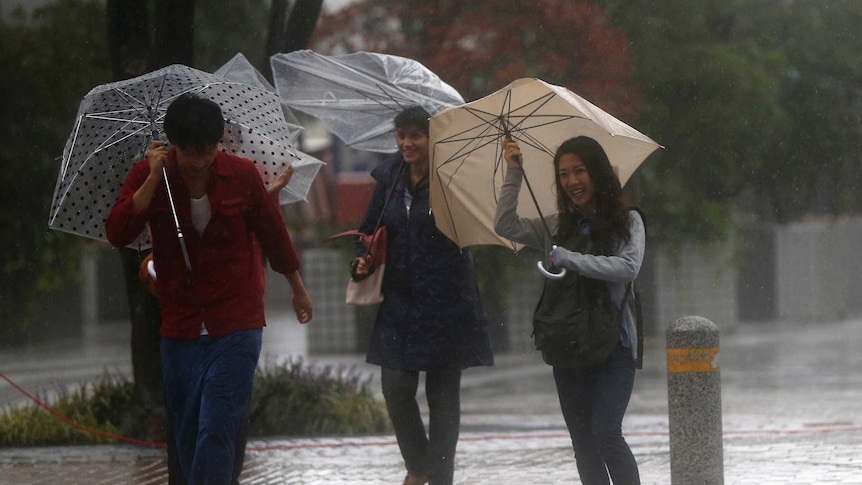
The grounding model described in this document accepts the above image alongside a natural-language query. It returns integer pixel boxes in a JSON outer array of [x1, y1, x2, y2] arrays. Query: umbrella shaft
[[521, 171, 553, 241], [162, 167, 194, 281]]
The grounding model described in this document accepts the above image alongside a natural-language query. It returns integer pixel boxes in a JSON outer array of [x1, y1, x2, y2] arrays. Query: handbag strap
[[366, 160, 405, 253]]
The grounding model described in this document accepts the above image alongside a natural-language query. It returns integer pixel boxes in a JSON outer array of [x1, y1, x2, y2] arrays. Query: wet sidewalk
[[1, 407, 861, 484], [2, 316, 862, 483]]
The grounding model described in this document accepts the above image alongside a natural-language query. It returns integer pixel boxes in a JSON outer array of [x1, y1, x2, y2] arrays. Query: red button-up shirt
[[106, 150, 300, 339]]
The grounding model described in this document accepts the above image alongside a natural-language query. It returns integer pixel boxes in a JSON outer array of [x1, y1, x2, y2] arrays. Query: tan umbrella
[[429, 77, 661, 253]]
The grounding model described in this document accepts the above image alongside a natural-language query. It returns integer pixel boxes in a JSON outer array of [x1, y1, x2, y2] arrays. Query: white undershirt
[[190, 195, 211, 236], [190, 195, 211, 335]]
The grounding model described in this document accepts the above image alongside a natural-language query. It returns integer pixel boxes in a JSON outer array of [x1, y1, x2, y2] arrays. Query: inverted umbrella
[[213, 56, 324, 206], [49, 64, 324, 249], [214, 52, 304, 145], [270, 49, 464, 153], [429, 78, 660, 275]]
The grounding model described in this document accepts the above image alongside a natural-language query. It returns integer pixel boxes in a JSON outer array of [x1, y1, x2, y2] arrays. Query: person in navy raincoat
[[352, 106, 494, 485]]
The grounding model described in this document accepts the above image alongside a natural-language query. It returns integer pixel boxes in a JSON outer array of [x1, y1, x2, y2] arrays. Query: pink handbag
[[325, 225, 387, 305], [326, 161, 402, 306]]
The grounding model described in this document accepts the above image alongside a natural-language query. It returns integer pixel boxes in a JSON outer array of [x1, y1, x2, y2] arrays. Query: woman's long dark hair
[[554, 136, 630, 252]]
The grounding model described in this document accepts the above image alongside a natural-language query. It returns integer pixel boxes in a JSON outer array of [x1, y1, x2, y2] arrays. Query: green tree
[[0, 0, 109, 344], [738, 1, 862, 222], [598, 0, 862, 234], [593, 0, 790, 241]]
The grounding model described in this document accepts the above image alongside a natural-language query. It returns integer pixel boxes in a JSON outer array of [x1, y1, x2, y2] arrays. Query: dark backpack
[[532, 209, 645, 369]]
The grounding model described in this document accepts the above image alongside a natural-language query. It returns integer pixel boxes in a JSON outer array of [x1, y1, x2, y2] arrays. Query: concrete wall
[[503, 255, 545, 353], [650, 241, 739, 332], [293, 248, 357, 354], [774, 217, 862, 321]]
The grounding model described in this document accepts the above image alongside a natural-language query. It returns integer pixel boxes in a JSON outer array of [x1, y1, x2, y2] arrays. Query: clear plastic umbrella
[[49, 64, 324, 249], [214, 52, 304, 145], [270, 49, 464, 153]]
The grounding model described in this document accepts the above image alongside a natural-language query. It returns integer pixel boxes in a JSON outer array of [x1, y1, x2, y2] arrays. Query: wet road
[[1, 314, 862, 483]]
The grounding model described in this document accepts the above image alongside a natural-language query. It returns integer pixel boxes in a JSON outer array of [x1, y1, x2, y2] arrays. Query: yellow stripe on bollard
[[667, 347, 720, 373]]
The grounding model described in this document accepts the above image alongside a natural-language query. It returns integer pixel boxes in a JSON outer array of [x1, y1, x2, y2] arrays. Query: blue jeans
[[161, 329, 262, 485], [553, 342, 640, 485]]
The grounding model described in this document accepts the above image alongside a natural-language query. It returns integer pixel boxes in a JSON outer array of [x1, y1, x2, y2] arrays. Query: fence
[[63, 215, 862, 353]]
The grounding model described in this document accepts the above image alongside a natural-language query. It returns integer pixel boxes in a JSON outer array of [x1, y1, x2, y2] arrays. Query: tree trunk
[[152, 0, 195, 69], [262, 0, 323, 81], [106, 0, 150, 79]]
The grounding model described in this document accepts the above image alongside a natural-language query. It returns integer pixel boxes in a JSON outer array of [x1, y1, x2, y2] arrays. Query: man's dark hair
[[163, 94, 225, 154], [394, 106, 431, 135]]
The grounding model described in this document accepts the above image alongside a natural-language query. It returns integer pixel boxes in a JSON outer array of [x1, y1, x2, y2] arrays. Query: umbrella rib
[[498, 91, 555, 242], [56, 116, 85, 193], [432, 119, 505, 246], [372, 80, 410, 112], [111, 86, 164, 131], [434, 127, 502, 169], [52, 117, 154, 225]]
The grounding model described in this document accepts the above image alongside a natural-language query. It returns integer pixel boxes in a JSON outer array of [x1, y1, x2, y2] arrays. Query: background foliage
[[3, 0, 862, 340], [0, 1, 109, 341]]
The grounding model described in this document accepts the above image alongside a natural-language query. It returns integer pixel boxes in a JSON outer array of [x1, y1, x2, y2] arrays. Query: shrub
[[249, 358, 390, 437], [0, 372, 132, 447], [0, 360, 389, 447]]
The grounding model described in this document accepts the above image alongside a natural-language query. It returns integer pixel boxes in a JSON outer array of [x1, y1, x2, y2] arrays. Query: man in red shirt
[[106, 94, 313, 484]]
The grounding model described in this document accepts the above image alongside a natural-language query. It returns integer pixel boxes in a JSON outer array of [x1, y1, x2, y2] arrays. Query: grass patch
[[0, 360, 389, 448]]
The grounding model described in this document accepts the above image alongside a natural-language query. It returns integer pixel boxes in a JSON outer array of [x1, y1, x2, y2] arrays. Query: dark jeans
[[381, 367, 462, 485], [161, 329, 261, 485], [553, 342, 640, 485]]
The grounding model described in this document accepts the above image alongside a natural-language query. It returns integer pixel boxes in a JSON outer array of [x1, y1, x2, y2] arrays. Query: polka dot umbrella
[[49, 64, 324, 249]]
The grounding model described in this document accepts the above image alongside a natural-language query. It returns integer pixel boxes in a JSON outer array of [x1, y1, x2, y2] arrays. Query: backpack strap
[[627, 206, 646, 369]]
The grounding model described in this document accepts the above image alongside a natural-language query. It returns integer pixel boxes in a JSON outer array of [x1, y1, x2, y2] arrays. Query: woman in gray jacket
[[494, 136, 644, 485]]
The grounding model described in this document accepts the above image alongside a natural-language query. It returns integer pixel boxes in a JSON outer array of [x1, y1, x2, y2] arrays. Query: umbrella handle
[[536, 245, 567, 280], [536, 260, 567, 279]]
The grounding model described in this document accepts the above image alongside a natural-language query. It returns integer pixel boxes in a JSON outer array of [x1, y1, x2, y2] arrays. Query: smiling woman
[[495, 136, 646, 485], [351, 105, 493, 485]]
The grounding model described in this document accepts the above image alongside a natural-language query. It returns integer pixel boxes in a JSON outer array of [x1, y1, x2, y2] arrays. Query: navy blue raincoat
[[357, 156, 494, 371]]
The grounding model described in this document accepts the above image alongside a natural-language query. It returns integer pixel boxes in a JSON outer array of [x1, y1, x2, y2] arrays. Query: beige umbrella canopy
[[429, 77, 661, 251]]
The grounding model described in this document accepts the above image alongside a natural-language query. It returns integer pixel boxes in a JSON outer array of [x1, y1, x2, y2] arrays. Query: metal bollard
[[666, 316, 724, 485]]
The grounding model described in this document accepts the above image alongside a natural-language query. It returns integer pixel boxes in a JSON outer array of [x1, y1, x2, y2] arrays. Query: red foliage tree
[[313, 0, 639, 120]]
